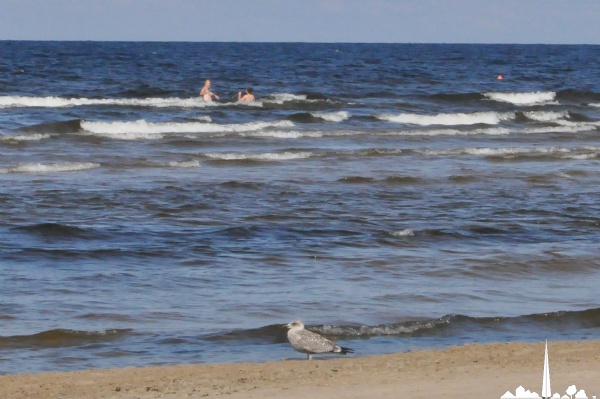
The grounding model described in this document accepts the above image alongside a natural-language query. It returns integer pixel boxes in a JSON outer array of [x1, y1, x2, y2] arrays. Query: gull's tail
[[339, 346, 354, 355]]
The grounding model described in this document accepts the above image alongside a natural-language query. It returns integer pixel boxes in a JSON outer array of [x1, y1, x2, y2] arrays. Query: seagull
[[285, 320, 354, 360]]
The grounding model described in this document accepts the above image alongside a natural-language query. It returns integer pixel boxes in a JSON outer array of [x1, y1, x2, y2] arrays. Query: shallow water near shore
[[1, 42, 600, 374]]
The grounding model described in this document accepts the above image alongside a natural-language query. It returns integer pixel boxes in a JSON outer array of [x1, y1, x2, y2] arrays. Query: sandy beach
[[1, 341, 598, 399]]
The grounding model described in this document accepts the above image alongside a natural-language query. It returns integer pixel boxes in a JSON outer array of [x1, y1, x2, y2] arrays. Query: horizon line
[[1, 39, 599, 46]]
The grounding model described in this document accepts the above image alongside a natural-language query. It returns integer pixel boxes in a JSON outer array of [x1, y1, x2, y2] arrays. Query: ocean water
[[1, 42, 600, 374]]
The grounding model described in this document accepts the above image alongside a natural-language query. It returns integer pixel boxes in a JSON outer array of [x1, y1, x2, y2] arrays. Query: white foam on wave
[[243, 129, 374, 139], [565, 153, 598, 160], [522, 111, 600, 132], [0, 95, 221, 109], [388, 122, 596, 138], [243, 130, 325, 139], [166, 160, 201, 168], [204, 151, 312, 161], [555, 120, 600, 129], [590, 103, 600, 108], [0, 162, 99, 174], [483, 91, 557, 105], [521, 124, 598, 134], [391, 229, 414, 237], [427, 147, 508, 156], [80, 119, 294, 138], [463, 147, 569, 156], [474, 127, 513, 135], [421, 146, 599, 158], [391, 127, 512, 136], [263, 93, 333, 105], [378, 111, 513, 126], [0, 133, 51, 142], [266, 93, 308, 104], [311, 111, 350, 122], [523, 110, 569, 122], [192, 115, 213, 122]]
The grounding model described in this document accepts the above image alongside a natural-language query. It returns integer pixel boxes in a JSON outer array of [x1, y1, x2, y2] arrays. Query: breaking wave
[[0, 162, 100, 174], [391, 229, 415, 237], [80, 119, 294, 138], [203, 151, 312, 161], [0, 95, 218, 109], [203, 307, 600, 344], [0, 133, 51, 142], [377, 111, 514, 126], [165, 160, 201, 168], [483, 91, 557, 105], [420, 145, 600, 159], [0, 329, 132, 349], [0, 93, 334, 110], [242, 130, 325, 139], [312, 111, 350, 122], [264, 92, 330, 104], [266, 93, 308, 103], [522, 110, 569, 122]]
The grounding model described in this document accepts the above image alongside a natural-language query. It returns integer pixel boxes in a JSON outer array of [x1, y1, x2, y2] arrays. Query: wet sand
[[1, 341, 598, 399]]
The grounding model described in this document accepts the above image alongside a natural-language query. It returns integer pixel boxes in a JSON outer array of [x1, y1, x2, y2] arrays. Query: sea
[[1, 41, 600, 375]]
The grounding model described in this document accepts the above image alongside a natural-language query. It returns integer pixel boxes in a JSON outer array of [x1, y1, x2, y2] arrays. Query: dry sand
[[1, 341, 598, 399]]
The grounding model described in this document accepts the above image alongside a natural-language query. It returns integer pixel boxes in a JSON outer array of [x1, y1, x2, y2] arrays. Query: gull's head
[[285, 320, 305, 330]]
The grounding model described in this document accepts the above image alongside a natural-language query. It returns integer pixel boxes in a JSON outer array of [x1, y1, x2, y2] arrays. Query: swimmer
[[200, 79, 219, 101], [237, 88, 256, 102]]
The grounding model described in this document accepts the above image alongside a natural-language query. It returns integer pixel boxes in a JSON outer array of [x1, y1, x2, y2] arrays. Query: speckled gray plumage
[[285, 320, 354, 360]]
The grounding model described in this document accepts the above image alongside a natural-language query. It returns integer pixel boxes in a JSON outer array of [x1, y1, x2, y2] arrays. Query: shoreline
[[1, 341, 599, 399]]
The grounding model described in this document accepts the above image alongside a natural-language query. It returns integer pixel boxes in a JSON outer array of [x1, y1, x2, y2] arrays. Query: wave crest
[[0, 95, 222, 109], [484, 91, 557, 105], [391, 229, 415, 237], [80, 119, 294, 138], [0, 329, 132, 349], [378, 111, 514, 126], [1, 162, 100, 174], [312, 111, 350, 122], [204, 151, 312, 161], [0, 133, 51, 142]]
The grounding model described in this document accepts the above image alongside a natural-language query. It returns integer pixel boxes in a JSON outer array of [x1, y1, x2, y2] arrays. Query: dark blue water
[[1, 42, 600, 374]]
